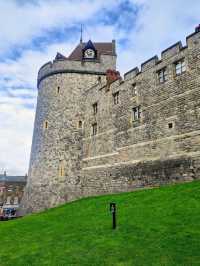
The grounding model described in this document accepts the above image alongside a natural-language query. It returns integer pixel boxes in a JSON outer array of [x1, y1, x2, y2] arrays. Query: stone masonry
[[22, 29, 200, 213]]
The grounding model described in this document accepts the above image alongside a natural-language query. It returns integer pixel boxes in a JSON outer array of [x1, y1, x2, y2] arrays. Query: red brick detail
[[106, 69, 121, 86]]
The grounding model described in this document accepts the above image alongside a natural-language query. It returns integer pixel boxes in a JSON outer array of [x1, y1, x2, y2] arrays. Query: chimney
[[112, 40, 116, 55], [195, 24, 200, 33], [106, 69, 121, 87], [3, 171, 6, 177]]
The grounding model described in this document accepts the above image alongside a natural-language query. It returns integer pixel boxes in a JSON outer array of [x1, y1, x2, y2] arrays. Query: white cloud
[[0, 102, 34, 175], [0, 40, 77, 175], [1, 0, 200, 175], [118, 0, 200, 73], [0, 0, 118, 55], [0, 41, 77, 88]]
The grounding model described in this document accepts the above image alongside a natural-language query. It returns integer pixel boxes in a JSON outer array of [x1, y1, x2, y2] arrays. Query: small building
[[0, 172, 27, 219]]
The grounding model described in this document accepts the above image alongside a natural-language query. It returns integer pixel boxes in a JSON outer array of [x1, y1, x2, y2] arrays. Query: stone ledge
[[37, 69, 106, 88], [82, 151, 200, 170]]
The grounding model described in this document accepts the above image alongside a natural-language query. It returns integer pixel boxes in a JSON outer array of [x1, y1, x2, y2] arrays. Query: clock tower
[[82, 40, 97, 60]]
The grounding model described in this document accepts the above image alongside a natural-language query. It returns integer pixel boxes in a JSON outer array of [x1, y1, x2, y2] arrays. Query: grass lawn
[[1, 181, 200, 266]]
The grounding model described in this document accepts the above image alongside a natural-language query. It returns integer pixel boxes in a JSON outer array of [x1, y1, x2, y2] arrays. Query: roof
[[82, 40, 96, 52], [0, 175, 27, 183], [68, 40, 116, 61]]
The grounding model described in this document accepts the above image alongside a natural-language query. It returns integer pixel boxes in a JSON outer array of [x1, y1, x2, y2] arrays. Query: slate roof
[[68, 41, 116, 61], [55, 52, 67, 60], [0, 175, 27, 183]]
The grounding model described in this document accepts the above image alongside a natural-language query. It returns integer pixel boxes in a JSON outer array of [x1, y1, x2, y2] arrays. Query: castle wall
[[23, 72, 107, 212], [81, 31, 200, 197], [23, 30, 200, 213]]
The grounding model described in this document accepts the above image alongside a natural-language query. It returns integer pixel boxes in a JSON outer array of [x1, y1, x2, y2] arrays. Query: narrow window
[[132, 106, 141, 121], [59, 163, 65, 177], [93, 102, 98, 115], [98, 76, 101, 83], [132, 83, 137, 96], [113, 91, 119, 105], [92, 123, 97, 135], [175, 59, 186, 75], [158, 68, 167, 83], [57, 86, 60, 94], [168, 122, 173, 129], [78, 120, 83, 129], [43, 120, 48, 130]]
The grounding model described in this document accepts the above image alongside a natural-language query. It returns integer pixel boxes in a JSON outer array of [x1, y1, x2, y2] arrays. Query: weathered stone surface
[[22, 31, 200, 213]]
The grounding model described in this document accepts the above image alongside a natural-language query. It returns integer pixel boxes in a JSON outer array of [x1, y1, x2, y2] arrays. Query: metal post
[[110, 202, 116, 229]]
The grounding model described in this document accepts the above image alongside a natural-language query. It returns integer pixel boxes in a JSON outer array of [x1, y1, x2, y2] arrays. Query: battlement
[[124, 67, 139, 80], [38, 54, 116, 88], [124, 29, 200, 80], [161, 41, 183, 59]]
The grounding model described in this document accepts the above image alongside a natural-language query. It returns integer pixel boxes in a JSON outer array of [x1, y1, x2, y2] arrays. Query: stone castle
[[22, 26, 200, 213]]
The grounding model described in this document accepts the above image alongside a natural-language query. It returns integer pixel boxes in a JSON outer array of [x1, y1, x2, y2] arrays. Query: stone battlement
[[124, 30, 200, 80], [38, 54, 116, 88]]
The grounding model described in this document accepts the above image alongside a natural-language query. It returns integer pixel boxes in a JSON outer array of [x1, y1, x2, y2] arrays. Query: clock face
[[84, 49, 95, 59]]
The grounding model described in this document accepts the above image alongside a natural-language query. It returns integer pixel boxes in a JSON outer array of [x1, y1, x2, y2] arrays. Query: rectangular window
[[78, 120, 83, 129], [93, 102, 98, 115], [113, 91, 119, 105], [132, 106, 141, 121], [157, 68, 167, 83], [168, 122, 173, 129], [43, 120, 48, 130], [175, 59, 186, 75], [92, 123, 97, 135]]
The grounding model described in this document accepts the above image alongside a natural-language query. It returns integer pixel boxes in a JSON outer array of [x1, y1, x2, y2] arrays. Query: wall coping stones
[[122, 30, 200, 81]]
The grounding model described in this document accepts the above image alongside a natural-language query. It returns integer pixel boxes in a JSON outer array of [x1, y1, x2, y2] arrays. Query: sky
[[0, 0, 200, 175]]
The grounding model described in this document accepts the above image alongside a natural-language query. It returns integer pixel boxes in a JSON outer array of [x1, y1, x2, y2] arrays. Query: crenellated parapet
[[161, 41, 183, 60], [38, 54, 116, 88], [124, 29, 200, 80]]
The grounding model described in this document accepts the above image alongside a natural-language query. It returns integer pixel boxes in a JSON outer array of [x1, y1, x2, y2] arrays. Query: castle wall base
[[81, 154, 200, 199], [21, 154, 200, 214]]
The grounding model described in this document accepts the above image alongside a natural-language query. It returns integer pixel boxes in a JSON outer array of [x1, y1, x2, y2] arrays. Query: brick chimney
[[106, 69, 121, 87]]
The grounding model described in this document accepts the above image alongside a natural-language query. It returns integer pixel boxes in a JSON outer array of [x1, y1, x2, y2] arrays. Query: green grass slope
[[1, 181, 200, 266]]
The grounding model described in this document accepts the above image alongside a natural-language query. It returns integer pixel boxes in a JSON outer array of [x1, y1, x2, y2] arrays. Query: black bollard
[[110, 202, 116, 229]]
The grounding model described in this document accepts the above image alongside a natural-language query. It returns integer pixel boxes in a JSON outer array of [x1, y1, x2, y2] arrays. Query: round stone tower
[[22, 40, 116, 213]]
